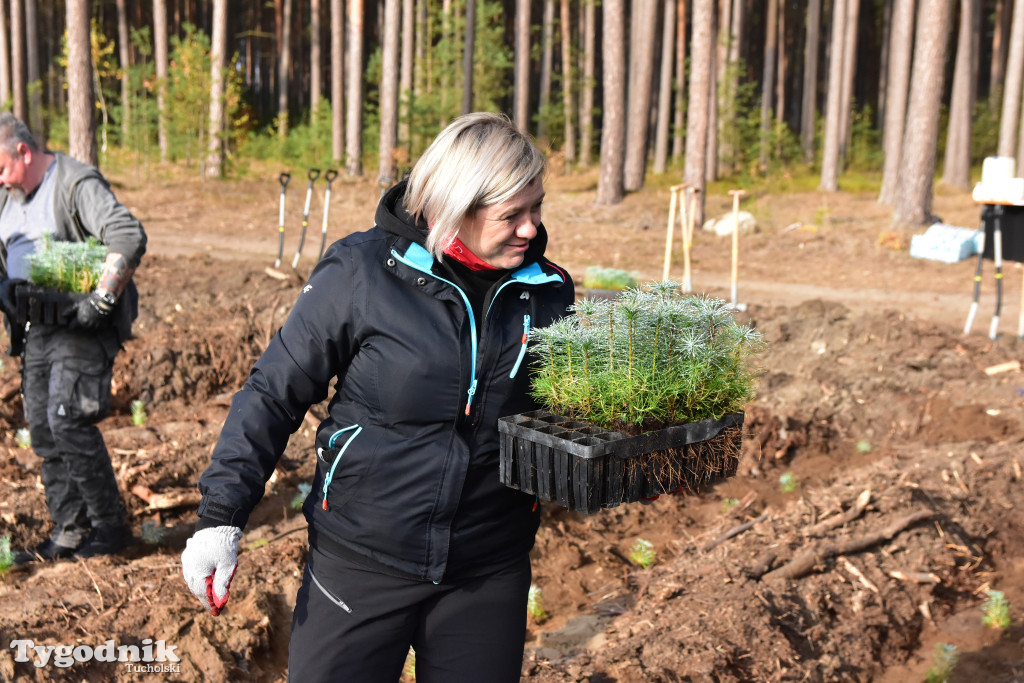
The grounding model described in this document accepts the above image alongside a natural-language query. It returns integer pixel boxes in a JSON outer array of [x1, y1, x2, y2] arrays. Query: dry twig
[[804, 489, 871, 537], [702, 511, 770, 553]]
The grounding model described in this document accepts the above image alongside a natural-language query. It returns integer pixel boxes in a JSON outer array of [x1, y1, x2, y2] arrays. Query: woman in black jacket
[[182, 112, 575, 682]]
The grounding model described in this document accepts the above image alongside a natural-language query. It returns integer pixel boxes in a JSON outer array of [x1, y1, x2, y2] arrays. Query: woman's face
[[457, 177, 545, 269]]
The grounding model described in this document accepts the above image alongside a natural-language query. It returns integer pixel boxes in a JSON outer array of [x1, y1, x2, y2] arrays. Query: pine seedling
[[140, 520, 166, 545], [15, 428, 30, 449], [924, 643, 958, 683], [527, 584, 549, 623], [131, 400, 148, 426], [629, 538, 656, 568], [290, 483, 313, 511], [982, 590, 1011, 629], [721, 497, 740, 514], [583, 266, 639, 291], [0, 536, 13, 573], [779, 472, 800, 493], [28, 235, 107, 293]]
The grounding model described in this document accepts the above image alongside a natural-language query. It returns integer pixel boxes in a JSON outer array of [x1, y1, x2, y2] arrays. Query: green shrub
[[530, 282, 764, 431]]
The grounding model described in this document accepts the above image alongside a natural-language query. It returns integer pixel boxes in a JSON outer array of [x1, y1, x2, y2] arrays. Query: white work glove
[[181, 525, 243, 616]]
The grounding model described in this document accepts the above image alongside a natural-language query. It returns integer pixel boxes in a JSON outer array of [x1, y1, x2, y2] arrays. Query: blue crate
[[909, 223, 982, 264]]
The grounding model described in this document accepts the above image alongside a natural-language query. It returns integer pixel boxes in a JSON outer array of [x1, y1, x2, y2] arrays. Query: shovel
[[274, 172, 290, 268], [318, 170, 339, 261], [292, 168, 321, 269]]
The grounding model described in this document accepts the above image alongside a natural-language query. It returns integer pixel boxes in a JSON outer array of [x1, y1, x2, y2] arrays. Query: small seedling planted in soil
[[982, 590, 1011, 629], [15, 428, 30, 449], [0, 536, 13, 573], [629, 538, 656, 568], [924, 643, 959, 683], [291, 483, 313, 510], [721, 497, 740, 514], [140, 520, 166, 545], [527, 584, 549, 623], [779, 472, 800, 493], [131, 400, 148, 426]]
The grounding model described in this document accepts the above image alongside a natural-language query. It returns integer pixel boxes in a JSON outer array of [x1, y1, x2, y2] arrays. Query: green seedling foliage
[[925, 643, 959, 683], [582, 266, 638, 291], [527, 584, 549, 623], [629, 538, 655, 569], [15, 428, 31, 449], [131, 400, 148, 426], [721, 497, 740, 514], [530, 283, 764, 431], [28, 234, 107, 293], [982, 590, 1011, 629], [140, 520, 166, 545], [779, 472, 800, 493], [856, 440, 871, 453], [290, 483, 313, 511], [0, 536, 13, 573]]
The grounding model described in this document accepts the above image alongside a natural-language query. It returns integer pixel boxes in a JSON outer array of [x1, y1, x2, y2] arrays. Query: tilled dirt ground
[[1, 163, 1022, 682]]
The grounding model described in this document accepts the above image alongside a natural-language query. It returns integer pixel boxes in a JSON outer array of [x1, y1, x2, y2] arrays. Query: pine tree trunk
[[990, 0, 1009, 106], [379, 0, 400, 186], [819, 0, 846, 191], [278, 0, 293, 138], [579, 0, 595, 166], [716, 0, 732, 175], [759, 0, 778, 168], [400, 0, 413, 143], [595, 0, 625, 205], [10, 0, 24, 122], [653, 0, 675, 174], [878, 0, 891, 124], [560, 0, 575, 167], [685, 0, 714, 227], [624, 0, 658, 191], [154, 0, 169, 160], [331, 0, 344, 163], [878, 0, 914, 204], [671, 0, 686, 161], [538, 0, 554, 142], [800, 0, 821, 163], [0, 0, 9, 112], [893, 0, 952, 227], [205, 0, 227, 178], [67, 0, 97, 166], [311, 0, 322, 113], [346, 0, 364, 175], [116, 0, 131, 143], [462, 0, 475, 114], [514, 0, 531, 132], [837, 0, 859, 164], [997, 0, 1024, 157], [942, 0, 976, 190], [24, 0, 41, 142]]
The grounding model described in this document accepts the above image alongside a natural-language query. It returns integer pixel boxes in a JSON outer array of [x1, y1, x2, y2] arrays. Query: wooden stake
[[663, 185, 684, 281], [728, 189, 747, 307], [683, 187, 699, 293]]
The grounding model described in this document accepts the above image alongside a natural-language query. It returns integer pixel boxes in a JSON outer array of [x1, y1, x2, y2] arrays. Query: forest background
[[3, 0, 1023, 230]]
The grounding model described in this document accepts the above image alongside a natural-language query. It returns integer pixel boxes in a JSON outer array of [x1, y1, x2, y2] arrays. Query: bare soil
[[1, 163, 1022, 682]]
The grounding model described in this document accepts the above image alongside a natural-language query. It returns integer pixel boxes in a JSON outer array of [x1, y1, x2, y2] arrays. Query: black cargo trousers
[[21, 323, 126, 548]]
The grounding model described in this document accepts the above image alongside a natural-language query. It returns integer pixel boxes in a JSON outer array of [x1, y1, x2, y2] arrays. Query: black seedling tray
[[13, 283, 87, 326], [499, 410, 744, 514]]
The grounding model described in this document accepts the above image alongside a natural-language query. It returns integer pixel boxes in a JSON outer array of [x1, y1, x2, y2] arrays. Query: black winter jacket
[[197, 182, 575, 582]]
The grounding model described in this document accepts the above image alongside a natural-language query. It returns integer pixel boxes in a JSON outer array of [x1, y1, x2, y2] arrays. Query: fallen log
[[762, 509, 933, 583]]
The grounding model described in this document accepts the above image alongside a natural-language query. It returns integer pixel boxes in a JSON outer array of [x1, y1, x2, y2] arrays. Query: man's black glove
[[69, 291, 117, 330], [0, 278, 26, 317]]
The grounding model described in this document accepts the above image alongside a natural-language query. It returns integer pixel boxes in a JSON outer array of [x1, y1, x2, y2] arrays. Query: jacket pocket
[[317, 424, 364, 510]]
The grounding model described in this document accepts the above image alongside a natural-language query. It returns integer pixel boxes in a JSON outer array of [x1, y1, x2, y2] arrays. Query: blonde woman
[[182, 112, 574, 682]]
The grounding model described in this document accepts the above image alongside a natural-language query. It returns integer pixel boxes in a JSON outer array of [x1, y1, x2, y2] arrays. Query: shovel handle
[[308, 168, 321, 182], [279, 172, 291, 188], [325, 169, 338, 184]]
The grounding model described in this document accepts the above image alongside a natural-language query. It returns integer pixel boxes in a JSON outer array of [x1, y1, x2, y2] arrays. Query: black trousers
[[22, 324, 125, 546], [288, 545, 532, 683]]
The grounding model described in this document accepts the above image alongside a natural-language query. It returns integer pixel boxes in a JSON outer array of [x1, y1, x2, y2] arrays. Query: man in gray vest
[[0, 114, 147, 563]]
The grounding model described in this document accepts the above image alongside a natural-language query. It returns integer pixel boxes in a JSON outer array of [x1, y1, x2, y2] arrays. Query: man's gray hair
[[0, 113, 39, 156], [405, 112, 545, 260]]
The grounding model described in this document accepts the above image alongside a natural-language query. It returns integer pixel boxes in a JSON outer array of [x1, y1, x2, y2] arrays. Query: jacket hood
[[375, 179, 550, 264]]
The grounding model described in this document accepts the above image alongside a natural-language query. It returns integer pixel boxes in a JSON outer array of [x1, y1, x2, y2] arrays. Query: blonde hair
[[405, 112, 545, 259]]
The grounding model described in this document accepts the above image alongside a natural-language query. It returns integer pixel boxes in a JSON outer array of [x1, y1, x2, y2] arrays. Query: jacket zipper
[[509, 314, 531, 378], [321, 425, 363, 510]]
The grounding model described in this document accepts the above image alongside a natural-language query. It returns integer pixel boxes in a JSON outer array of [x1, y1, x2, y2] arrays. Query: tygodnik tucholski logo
[[10, 638, 181, 672]]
